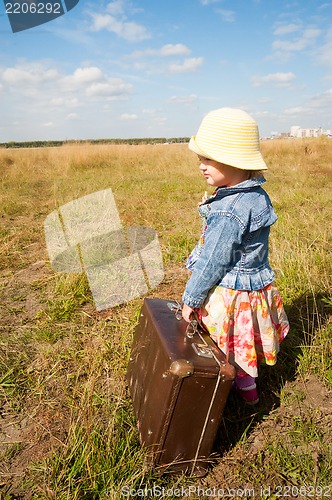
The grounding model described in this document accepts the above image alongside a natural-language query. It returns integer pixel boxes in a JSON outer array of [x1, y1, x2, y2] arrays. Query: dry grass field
[[0, 139, 331, 499]]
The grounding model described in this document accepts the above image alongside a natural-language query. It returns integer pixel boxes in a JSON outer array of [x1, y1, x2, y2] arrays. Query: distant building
[[290, 126, 331, 138]]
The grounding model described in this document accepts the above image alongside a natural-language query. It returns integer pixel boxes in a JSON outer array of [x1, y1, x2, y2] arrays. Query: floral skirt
[[201, 283, 289, 378]]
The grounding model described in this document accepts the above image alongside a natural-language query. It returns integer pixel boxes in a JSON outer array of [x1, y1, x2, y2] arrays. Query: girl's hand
[[182, 303, 195, 322]]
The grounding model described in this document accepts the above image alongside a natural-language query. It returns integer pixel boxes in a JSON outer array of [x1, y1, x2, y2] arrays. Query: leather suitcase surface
[[126, 298, 236, 476]]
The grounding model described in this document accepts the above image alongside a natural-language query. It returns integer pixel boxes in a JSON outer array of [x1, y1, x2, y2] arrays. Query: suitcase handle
[[166, 300, 182, 319], [167, 301, 229, 362], [167, 301, 199, 338]]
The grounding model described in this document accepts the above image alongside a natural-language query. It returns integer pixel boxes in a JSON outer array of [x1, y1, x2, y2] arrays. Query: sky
[[1, 0, 332, 141]]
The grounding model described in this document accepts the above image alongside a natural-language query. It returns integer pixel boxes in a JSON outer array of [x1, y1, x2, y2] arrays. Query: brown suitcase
[[126, 298, 236, 476]]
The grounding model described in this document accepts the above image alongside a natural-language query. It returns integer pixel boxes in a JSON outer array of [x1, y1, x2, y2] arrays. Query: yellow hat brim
[[189, 135, 267, 170]]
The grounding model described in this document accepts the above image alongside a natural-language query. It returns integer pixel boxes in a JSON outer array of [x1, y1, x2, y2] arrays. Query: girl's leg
[[234, 369, 259, 404]]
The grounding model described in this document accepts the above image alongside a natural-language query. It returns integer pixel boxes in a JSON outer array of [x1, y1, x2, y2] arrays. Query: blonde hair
[[246, 170, 264, 179]]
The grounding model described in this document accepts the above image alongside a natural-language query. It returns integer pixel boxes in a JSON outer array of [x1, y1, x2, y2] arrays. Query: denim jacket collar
[[204, 176, 266, 204]]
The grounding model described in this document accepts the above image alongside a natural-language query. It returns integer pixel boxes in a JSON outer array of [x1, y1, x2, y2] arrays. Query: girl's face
[[198, 155, 248, 187]]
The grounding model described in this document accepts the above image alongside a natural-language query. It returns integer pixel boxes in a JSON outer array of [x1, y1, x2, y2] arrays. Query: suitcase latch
[[192, 343, 214, 359]]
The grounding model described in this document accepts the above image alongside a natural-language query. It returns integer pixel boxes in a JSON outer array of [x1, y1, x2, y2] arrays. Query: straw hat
[[189, 108, 267, 170]]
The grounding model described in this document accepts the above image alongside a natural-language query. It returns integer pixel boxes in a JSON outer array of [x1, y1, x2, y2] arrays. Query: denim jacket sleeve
[[182, 213, 243, 308]]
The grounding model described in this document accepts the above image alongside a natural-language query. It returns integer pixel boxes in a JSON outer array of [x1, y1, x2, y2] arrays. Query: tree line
[[0, 137, 190, 148]]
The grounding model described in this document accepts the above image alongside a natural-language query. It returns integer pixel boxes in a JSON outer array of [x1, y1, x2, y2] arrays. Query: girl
[[182, 108, 289, 404]]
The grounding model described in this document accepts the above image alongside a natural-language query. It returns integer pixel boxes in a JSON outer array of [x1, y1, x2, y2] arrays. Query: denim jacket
[[182, 177, 277, 308]]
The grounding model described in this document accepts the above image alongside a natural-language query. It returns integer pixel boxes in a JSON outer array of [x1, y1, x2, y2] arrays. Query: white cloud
[[273, 23, 301, 36], [90, 14, 150, 41], [60, 67, 104, 91], [142, 108, 159, 115], [318, 2, 332, 10], [58, 67, 133, 100], [125, 40, 205, 82], [0, 61, 133, 123], [147, 116, 167, 129], [255, 110, 270, 118], [316, 40, 332, 67], [284, 89, 332, 120], [217, 9, 236, 23], [168, 94, 198, 105], [131, 61, 148, 71], [273, 28, 321, 52], [142, 108, 167, 128], [267, 20, 323, 63], [315, 27, 332, 67], [130, 43, 191, 58], [86, 80, 133, 99], [119, 113, 138, 121], [270, 27, 321, 62], [310, 88, 332, 108], [66, 113, 78, 120], [89, 1, 150, 42], [168, 57, 203, 74], [160, 44, 191, 57], [283, 106, 311, 115], [200, 0, 222, 5], [252, 72, 296, 87], [127, 44, 203, 78], [50, 97, 80, 108], [106, 0, 125, 16], [258, 97, 272, 103], [2, 64, 58, 85]]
